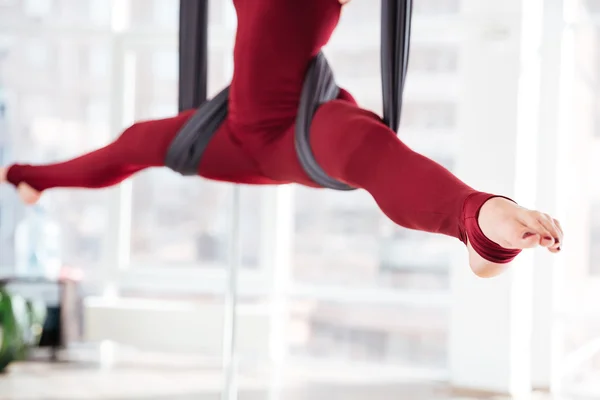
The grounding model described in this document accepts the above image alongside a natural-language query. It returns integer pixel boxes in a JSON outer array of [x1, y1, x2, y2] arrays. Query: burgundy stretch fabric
[[7, 0, 521, 264]]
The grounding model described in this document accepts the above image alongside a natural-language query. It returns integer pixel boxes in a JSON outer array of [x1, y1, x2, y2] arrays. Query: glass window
[[130, 0, 179, 30], [293, 47, 459, 290], [88, 0, 112, 26], [86, 44, 110, 79], [152, 0, 178, 29], [290, 0, 465, 373], [288, 301, 449, 369], [85, 98, 110, 140], [127, 0, 260, 270], [25, 39, 51, 69], [327, 48, 382, 110], [337, 0, 379, 28], [129, 0, 155, 29], [583, 0, 600, 14], [402, 102, 457, 129], [413, 0, 460, 15], [409, 45, 459, 73], [23, 0, 52, 17], [558, 17, 600, 395], [148, 102, 176, 120], [209, 1, 228, 27], [1, 14, 112, 272], [151, 50, 178, 82]]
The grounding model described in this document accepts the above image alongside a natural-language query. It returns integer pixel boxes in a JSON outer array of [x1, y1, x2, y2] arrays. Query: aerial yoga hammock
[[2, 0, 563, 276]]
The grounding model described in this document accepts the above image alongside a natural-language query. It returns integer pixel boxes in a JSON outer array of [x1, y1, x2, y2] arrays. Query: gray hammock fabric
[[167, 0, 413, 189]]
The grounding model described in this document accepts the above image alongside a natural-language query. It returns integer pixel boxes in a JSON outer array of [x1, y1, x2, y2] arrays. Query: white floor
[[0, 361, 568, 400], [0, 348, 588, 400]]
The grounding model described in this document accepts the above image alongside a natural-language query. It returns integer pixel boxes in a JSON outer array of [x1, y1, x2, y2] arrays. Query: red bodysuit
[[6, 0, 519, 263]]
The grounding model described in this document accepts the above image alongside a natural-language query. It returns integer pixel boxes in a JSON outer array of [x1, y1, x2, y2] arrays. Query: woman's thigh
[[198, 121, 280, 185], [253, 98, 382, 188]]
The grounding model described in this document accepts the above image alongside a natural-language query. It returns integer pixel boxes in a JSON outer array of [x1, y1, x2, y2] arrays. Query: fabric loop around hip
[[167, 0, 412, 190], [165, 86, 230, 176], [294, 52, 355, 191]]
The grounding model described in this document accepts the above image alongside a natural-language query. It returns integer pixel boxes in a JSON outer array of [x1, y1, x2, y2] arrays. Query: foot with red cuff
[[0, 166, 42, 205], [463, 193, 563, 278]]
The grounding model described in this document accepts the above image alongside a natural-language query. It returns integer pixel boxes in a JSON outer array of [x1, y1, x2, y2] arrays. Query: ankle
[[462, 192, 521, 264], [458, 192, 496, 244]]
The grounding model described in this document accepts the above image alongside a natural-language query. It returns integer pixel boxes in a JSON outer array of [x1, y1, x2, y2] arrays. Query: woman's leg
[[3, 110, 196, 192], [255, 99, 563, 277], [0, 112, 277, 203]]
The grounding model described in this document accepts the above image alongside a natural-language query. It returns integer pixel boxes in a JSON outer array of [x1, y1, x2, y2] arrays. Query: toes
[[540, 213, 562, 250], [521, 211, 558, 248], [553, 218, 564, 249], [546, 218, 563, 254], [516, 230, 541, 249], [519, 209, 564, 253]]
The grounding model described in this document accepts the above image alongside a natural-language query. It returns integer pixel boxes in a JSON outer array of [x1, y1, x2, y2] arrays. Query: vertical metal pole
[[222, 185, 241, 400], [265, 186, 294, 400]]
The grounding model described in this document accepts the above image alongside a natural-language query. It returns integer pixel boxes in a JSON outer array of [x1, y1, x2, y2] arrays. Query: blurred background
[[0, 0, 598, 399]]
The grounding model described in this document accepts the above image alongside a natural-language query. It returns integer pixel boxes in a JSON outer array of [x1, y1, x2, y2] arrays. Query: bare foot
[[1, 166, 42, 205], [17, 183, 42, 205], [467, 197, 563, 278]]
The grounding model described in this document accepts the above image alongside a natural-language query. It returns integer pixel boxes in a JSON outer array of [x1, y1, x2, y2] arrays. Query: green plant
[[0, 289, 20, 372]]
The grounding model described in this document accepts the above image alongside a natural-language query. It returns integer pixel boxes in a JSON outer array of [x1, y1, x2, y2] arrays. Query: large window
[[124, 2, 261, 270], [0, 1, 263, 277], [555, 0, 600, 393], [288, 302, 448, 368], [0, 3, 114, 271], [8, 1, 599, 396], [288, 0, 461, 371]]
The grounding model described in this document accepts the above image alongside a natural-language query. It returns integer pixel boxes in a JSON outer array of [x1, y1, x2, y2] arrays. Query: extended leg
[[3, 110, 196, 192], [1, 111, 277, 201], [255, 99, 563, 277]]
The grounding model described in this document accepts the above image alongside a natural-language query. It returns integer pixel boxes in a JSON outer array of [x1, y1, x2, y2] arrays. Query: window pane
[[23, 0, 53, 18], [559, 21, 600, 394], [294, 11, 462, 292], [0, 28, 112, 271], [127, 0, 260, 269], [7, 0, 113, 26], [564, 319, 600, 387], [409, 45, 459, 74], [130, 0, 179, 30], [289, 300, 449, 369], [414, 0, 460, 15], [582, 0, 600, 14], [288, 2, 464, 375]]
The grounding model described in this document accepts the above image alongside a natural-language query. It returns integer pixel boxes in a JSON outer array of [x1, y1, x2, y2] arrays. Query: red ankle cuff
[[462, 192, 521, 264], [6, 165, 24, 187]]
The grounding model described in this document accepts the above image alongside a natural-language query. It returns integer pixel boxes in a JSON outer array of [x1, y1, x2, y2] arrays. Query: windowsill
[[110, 265, 452, 306], [85, 295, 272, 314]]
